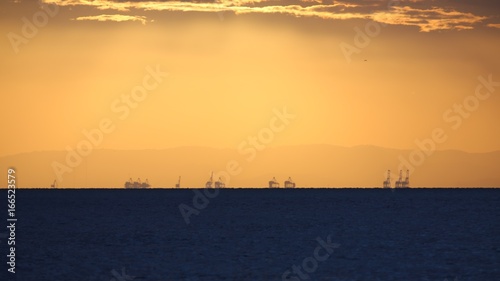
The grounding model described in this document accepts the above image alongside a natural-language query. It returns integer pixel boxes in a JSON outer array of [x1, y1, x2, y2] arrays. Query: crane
[[395, 170, 403, 188], [284, 177, 296, 188], [402, 170, 410, 188], [175, 176, 181, 188], [205, 172, 214, 188], [141, 178, 150, 188], [383, 170, 391, 188], [134, 178, 141, 188], [268, 177, 279, 188], [215, 177, 225, 188], [124, 178, 134, 189]]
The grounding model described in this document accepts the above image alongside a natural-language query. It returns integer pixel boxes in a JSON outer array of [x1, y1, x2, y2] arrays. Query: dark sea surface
[[2, 188, 499, 281]]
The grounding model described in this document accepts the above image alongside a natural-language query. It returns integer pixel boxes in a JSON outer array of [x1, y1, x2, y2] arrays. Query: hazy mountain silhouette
[[1, 145, 499, 188]]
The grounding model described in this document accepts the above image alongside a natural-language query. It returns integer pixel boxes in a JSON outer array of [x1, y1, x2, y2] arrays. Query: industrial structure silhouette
[[383, 170, 410, 188], [124, 178, 151, 189]]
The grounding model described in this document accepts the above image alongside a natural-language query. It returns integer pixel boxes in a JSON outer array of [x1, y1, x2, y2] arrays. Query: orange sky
[[0, 0, 499, 187]]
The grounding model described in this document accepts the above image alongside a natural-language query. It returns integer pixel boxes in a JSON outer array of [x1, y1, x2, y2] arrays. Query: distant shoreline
[[2, 187, 499, 190]]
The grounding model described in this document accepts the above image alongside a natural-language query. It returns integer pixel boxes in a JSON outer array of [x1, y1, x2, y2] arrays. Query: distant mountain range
[[1, 145, 499, 188]]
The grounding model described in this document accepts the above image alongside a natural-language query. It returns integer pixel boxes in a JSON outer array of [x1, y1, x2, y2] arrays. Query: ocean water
[[2, 188, 499, 281]]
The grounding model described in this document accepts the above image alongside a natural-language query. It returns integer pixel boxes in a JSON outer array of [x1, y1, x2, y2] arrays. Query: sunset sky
[[1, 0, 499, 187]]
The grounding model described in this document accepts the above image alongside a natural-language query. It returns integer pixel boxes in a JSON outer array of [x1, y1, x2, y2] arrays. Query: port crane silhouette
[[284, 177, 296, 188], [268, 177, 279, 188], [383, 170, 391, 188], [205, 172, 214, 188]]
